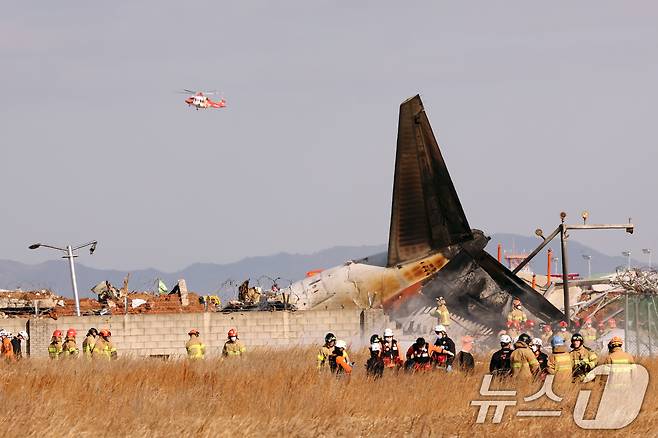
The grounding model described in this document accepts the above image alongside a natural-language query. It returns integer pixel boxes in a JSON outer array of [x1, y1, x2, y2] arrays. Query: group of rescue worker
[[316, 325, 472, 378], [184, 327, 246, 360], [490, 330, 634, 383], [47, 328, 117, 360], [0, 329, 28, 362], [490, 297, 635, 382]]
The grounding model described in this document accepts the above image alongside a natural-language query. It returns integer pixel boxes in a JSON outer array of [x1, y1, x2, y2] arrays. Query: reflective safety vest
[[222, 340, 246, 357], [82, 336, 96, 357], [317, 345, 333, 369], [581, 327, 597, 343], [92, 339, 117, 360], [48, 340, 63, 359], [186, 340, 205, 360], [61, 339, 79, 357], [552, 353, 572, 373]]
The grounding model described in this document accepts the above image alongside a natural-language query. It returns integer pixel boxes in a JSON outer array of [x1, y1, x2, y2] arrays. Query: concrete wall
[[25, 309, 391, 358]]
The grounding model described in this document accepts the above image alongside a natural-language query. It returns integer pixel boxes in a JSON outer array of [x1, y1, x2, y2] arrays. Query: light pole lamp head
[[582, 254, 591, 260], [535, 228, 545, 240], [28, 243, 41, 250], [581, 211, 589, 224], [642, 248, 651, 255], [560, 211, 567, 223]]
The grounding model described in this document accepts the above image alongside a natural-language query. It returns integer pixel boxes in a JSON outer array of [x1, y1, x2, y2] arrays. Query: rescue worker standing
[[581, 318, 597, 345], [48, 330, 63, 360], [222, 328, 246, 358], [430, 297, 451, 327], [317, 332, 336, 369], [0, 330, 14, 362], [381, 328, 403, 369], [507, 298, 528, 326], [603, 336, 634, 365], [11, 331, 27, 359], [432, 325, 456, 371], [490, 334, 514, 377], [530, 338, 548, 374], [61, 328, 79, 358], [186, 329, 205, 360], [92, 329, 117, 360], [603, 337, 635, 387], [570, 333, 598, 380], [365, 342, 384, 378], [509, 333, 539, 379], [540, 324, 553, 347], [547, 335, 572, 384], [557, 321, 572, 343], [329, 340, 352, 375], [82, 328, 98, 358]]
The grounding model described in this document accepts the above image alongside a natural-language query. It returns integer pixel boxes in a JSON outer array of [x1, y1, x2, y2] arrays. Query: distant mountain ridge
[[0, 234, 640, 299]]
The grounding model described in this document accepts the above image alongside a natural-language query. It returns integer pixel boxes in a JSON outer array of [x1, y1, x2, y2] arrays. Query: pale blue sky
[[2, 2, 655, 271]]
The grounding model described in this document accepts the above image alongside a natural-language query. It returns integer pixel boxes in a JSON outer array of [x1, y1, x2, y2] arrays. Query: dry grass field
[[0, 348, 657, 437]]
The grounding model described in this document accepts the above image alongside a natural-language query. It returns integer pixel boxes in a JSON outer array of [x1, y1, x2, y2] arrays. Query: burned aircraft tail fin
[[387, 95, 473, 267]]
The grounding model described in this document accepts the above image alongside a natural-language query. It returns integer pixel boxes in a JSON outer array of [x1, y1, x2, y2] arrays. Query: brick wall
[[25, 309, 391, 358]]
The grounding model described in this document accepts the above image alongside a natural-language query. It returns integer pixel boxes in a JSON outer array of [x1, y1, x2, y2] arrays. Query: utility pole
[[29, 241, 97, 316]]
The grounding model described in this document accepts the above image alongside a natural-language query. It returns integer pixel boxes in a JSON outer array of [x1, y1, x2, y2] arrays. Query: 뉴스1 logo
[[471, 364, 649, 429]]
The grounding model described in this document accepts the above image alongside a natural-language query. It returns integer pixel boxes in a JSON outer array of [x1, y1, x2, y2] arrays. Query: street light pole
[[28, 240, 97, 317], [622, 251, 632, 270], [65, 245, 81, 317], [643, 248, 652, 268], [582, 254, 592, 278]]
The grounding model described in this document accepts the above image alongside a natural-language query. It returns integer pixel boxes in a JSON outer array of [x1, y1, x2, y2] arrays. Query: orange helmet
[[608, 318, 617, 329], [542, 324, 552, 333], [52, 330, 62, 338], [559, 321, 568, 328], [609, 336, 623, 348], [188, 329, 199, 336], [99, 329, 110, 337], [66, 328, 76, 337], [228, 328, 237, 338], [526, 320, 535, 328]]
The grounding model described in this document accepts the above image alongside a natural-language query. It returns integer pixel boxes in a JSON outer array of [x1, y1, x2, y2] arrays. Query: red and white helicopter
[[182, 89, 227, 110]]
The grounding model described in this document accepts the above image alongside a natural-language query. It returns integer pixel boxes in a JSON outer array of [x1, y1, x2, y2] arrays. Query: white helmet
[[531, 338, 543, 347], [370, 342, 381, 352], [434, 325, 446, 333], [335, 340, 347, 349], [383, 328, 394, 337], [18, 331, 28, 340], [0, 330, 6, 337], [499, 334, 512, 344]]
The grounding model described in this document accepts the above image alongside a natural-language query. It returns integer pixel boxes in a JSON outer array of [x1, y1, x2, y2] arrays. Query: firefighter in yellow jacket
[[603, 337, 634, 365], [430, 297, 451, 326], [222, 328, 246, 357], [92, 329, 117, 360], [82, 328, 98, 358], [547, 335, 572, 384], [61, 328, 79, 358], [48, 330, 63, 359], [570, 333, 597, 380], [580, 318, 597, 345], [507, 298, 527, 326], [317, 332, 336, 369], [186, 329, 205, 360], [510, 333, 539, 379]]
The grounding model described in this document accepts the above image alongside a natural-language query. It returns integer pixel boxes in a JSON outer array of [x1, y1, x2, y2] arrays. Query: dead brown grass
[[0, 349, 656, 437]]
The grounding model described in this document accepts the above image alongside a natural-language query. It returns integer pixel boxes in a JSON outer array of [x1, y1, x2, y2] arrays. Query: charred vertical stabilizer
[[388, 95, 473, 267]]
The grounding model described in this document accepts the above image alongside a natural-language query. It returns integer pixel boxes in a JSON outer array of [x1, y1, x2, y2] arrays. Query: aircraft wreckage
[[277, 95, 569, 335]]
